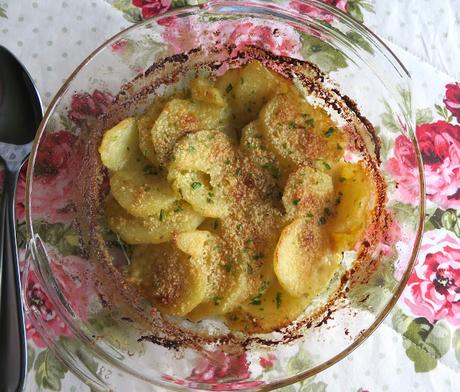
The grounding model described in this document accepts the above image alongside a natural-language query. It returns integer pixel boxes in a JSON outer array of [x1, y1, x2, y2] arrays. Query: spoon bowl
[[0, 45, 42, 392]]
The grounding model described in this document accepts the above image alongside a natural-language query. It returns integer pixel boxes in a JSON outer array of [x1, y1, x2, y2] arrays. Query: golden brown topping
[[99, 60, 379, 333], [127, 242, 207, 316], [274, 218, 340, 298], [259, 93, 346, 168], [282, 165, 333, 220]]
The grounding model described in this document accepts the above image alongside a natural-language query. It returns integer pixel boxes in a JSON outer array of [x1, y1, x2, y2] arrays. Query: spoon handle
[[0, 168, 27, 392]]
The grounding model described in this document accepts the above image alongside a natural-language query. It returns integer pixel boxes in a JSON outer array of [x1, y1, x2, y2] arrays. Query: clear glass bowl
[[24, 1, 424, 390]]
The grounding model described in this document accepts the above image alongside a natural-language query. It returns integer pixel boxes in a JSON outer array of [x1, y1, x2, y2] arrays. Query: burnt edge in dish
[[75, 44, 389, 353]]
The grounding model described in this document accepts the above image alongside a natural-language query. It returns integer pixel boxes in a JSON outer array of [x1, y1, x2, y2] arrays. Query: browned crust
[[75, 45, 388, 353]]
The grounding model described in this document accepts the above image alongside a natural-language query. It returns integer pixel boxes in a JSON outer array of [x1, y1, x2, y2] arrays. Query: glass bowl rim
[[24, 1, 425, 390]]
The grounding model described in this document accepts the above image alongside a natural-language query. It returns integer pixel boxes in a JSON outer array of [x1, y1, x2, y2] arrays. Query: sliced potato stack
[[110, 169, 176, 218], [99, 115, 204, 247], [282, 165, 334, 221], [259, 92, 346, 170], [127, 242, 208, 316], [98, 60, 377, 326], [176, 230, 251, 318], [105, 197, 203, 244], [167, 130, 236, 219], [99, 117, 140, 172], [329, 162, 376, 251], [215, 60, 293, 129], [274, 218, 341, 298], [137, 97, 166, 165], [226, 281, 312, 334]]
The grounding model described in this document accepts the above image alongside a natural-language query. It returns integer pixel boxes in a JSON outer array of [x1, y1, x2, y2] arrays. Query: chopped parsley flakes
[[306, 118, 315, 128], [253, 253, 264, 260], [250, 281, 270, 305], [324, 127, 335, 137], [275, 292, 282, 308]]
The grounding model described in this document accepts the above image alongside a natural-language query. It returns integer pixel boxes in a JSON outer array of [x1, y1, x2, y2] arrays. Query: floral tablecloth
[[1, 0, 460, 391]]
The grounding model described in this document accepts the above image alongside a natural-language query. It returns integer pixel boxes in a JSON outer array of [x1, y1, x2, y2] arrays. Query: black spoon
[[0, 45, 43, 391]]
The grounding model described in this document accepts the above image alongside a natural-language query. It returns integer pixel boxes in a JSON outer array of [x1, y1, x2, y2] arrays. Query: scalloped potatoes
[[99, 60, 377, 333]]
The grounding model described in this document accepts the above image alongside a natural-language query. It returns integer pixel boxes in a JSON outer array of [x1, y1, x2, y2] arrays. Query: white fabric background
[[1, 1, 460, 391]]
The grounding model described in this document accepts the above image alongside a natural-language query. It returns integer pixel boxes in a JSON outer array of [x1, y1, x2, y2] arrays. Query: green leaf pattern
[[426, 208, 460, 238], [34, 350, 67, 391], [349, 255, 398, 314], [110, 0, 142, 23], [392, 309, 451, 372], [300, 34, 348, 73], [416, 108, 434, 125], [434, 103, 454, 122], [32, 220, 82, 257], [347, 0, 375, 23]]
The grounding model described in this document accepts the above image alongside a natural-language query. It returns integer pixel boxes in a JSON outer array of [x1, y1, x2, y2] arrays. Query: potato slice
[[282, 165, 333, 220], [187, 271, 249, 320], [151, 98, 233, 164], [110, 169, 176, 218], [169, 130, 236, 175], [105, 197, 204, 244], [190, 78, 225, 107], [99, 117, 139, 171], [274, 218, 340, 298], [127, 243, 207, 316], [168, 130, 236, 218], [168, 170, 229, 218], [240, 121, 283, 180], [259, 93, 345, 168], [176, 230, 252, 319], [175, 230, 215, 258], [226, 282, 311, 333], [216, 60, 292, 128], [137, 98, 166, 165], [328, 161, 375, 251]]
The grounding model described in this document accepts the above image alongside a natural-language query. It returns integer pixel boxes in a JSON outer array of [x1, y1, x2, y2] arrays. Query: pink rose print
[[160, 16, 301, 58], [444, 82, 460, 123], [386, 121, 460, 209], [68, 89, 114, 123], [378, 213, 402, 257], [25, 247, 94, 347], [259, 353, 276, 369], [15, 166, 26, 223], [325, 0, 348, 12], [133, 0, 171, 19], [185, 351, 263, 390], [26, 270, 72, 348], [49, 248, 95, 320], [290, 0, 347, 23], [403, 229, 460, 326], [111, 38, 129, 54], [226, 21, 301, 58], [27, 131, 79, 223]]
